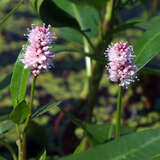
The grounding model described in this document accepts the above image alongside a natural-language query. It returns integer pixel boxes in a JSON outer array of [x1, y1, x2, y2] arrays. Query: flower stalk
[[115, 86, 122, 138], [23, 76, 36, 133], [21, 76, 37, 160]]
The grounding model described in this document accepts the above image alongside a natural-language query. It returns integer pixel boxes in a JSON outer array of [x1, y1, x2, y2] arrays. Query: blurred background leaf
[[0, 73, 12, 92]]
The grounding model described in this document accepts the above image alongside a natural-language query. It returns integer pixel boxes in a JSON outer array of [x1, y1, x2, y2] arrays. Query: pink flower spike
[[21, 24, 56, 77], [104, 41, 138, 88]]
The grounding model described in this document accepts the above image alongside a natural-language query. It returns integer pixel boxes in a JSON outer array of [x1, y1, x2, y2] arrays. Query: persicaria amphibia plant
[[21, 24, 55, 77], [2, 0, 160, 159], [104, 41, 137, 88]]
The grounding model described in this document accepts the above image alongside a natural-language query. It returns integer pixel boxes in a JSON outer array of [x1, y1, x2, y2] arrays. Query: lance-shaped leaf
[[58, 106, 135, 144], [56, 0, 100, 38], [85, 124, 136, 144], [10, 45, 30, 108], [39, 150, 47, 160], [59, 128, 160, 160], [32, 101, 61, 119], [0, 120, 15, 135], [69, 0, 108, 11], [134, 20, 160, 72], [74, 137, 88, 154], [30, 0, 81, 30]]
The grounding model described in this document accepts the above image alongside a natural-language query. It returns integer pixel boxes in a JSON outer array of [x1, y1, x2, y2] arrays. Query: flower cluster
[[21, 24, 55, 77], [104, 41, 137, 88]]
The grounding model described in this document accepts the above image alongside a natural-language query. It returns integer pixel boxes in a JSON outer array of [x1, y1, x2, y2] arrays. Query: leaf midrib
[[135, 30, 160, 64], [113, 135, 160, 160]]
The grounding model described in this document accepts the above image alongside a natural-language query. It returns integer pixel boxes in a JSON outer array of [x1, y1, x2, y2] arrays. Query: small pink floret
[[104, 41, 137, 88], [21, 24, 55, 77]]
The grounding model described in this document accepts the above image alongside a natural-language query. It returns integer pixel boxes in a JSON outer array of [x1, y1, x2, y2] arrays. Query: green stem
[[116, 86, 123, 138], [1, 140, 17, 160], [85, 0, 115, 122], [23, 76, 36, 132], [85, 61, 104, 122], [16, 125, 22, 160], [83, 38, 92, 88], [104, 0, 114, 23], [103, 0, 114, 33], [21, 76, 36, 160], [0, 0, 25, 26], [83, 38, 92, 121]]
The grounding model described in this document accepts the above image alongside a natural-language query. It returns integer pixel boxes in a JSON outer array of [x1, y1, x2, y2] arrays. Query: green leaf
[[10, 100, 29, 124], [85, 124, 111, 144], [85, 124, 136, 144], [53, 0, 100, 38], [74, 137, 88, 154], [0, 72, 12, 91], [105, 20, 141, 38], [69, 0, 108, 10], [70, 2, 100, 38], [39, 150, 46, 160], [135, 17, 160, 30], [111, 17, 160, 36], [0, 0, 24, 27], [30, 0, 80, 30], [59, 128, 160, 160], [106, 17, 160, 41], [58, 27, 83, 44], [134, 21, 160, 72], [10, 46, 30, 108], [32, 101, 61, 119], [58, 106, 135, 145], [58, 106, 135, 144], [0, 120, 15, 135]]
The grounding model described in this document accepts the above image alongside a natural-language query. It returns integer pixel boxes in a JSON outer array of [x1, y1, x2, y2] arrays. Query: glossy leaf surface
[[134, 21, 160, 72], [30, 0, 81, 30], [10, 46, 30, 108], [60, 128, 160, 160], [69, 0, 108, 10]]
